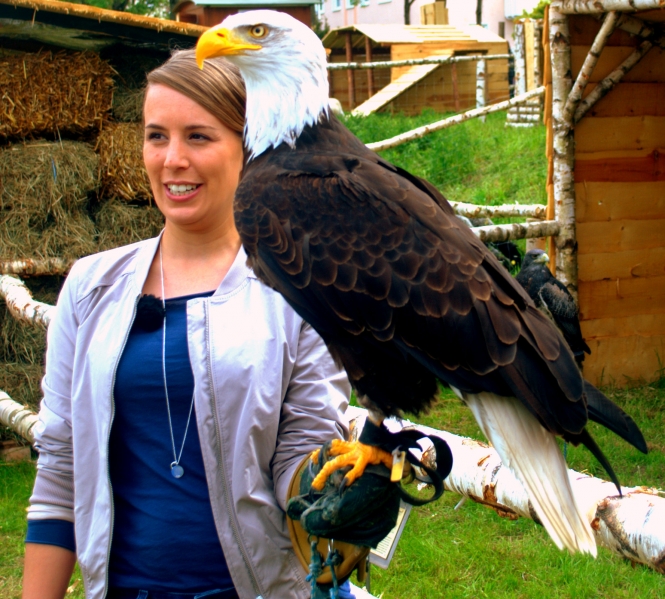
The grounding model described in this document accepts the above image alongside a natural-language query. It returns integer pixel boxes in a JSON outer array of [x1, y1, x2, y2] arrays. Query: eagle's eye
[[249, 25, 268, 39]]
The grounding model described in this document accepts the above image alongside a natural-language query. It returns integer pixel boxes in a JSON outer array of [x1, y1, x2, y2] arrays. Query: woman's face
[[143, 84, 244, 236]]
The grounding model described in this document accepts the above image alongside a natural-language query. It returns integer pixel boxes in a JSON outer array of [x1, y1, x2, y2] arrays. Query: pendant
[[171, 462, 184, 479]]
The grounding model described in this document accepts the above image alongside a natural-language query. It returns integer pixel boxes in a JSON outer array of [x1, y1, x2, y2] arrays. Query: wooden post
[[549, 2, 577, 299], [345, 32, 355, 110], [476, 58, 486, 122], [365, 36, 374, 99], [524, 19, 536, 92], [451, 63, 460, 112]]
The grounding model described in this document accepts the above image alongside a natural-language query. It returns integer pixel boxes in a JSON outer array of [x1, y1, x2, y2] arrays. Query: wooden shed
[[543, 1, 665, 387], [322, 24, 509, 115], [174, 0, 316, 27]]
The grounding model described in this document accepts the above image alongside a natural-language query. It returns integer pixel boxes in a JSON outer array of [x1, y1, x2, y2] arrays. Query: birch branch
[[0, 392, 39, 444], [471, 220, 560, 243], [562, 10, 619, 124], [347, 406, 665, 575], [449, 201, 547, 219], [366, 87, 545, 152], [574, 38, 653, 123], [0, 257, 74, 277], [327, 54, 511, 71], [613, 13, 665, 49], [559, 0, 665, 13], [476, 59, 487, 123], [0, 275, 56, 328]]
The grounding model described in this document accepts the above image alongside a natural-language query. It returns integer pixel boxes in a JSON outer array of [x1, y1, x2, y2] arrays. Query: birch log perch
[[562, 10, 619, 124], [559, 0, 665, 13], [476, 59, 486, 123], [0, 257, 74, 277], [574, 39, 653, 123], [0, 275, 56, 328], [449, 201, 547, 219], [366, 87, 545, 152], [0, 392, 39, 444], [347, 406, 665, 575], [549, 3, 578, 299], [471, 220, 560, 243], [327, 54, 511, 71]]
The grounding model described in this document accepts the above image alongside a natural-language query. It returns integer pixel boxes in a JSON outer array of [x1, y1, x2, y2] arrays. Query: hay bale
[[112, 87, 145, 123], [0, 141, 99, 260], [0, 50, 114, 139], [95, 200, 164, 251], [97, 123, 152, 202]]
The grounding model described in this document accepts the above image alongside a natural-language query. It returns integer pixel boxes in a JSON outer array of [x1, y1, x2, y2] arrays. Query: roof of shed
[[0, 0, 206, 51], [190, 0, 316, 5], [322, 23, 506, 49]]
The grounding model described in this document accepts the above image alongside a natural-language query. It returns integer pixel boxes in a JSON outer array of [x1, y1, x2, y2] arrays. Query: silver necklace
[[160, 242, 196, 479]]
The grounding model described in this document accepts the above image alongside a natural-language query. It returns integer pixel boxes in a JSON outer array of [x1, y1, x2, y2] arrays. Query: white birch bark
[[514, 21, 527, 96], [507, 113, 541, 122], [346, 406, 665, 575], [0, 392, 39, 444], [327, 54, 511, 71], [559, 0, 665, 13], [450, 201, 547, 219], [563, 10, 619, 124], [366, 87, 545, 152], [0, 275, 55, 328], [472, 220, 560, 243], [549, 3, 578, 299], [0, 257, 74, 277], [574, 39, 653, 123], [476, 59, 487, 123]]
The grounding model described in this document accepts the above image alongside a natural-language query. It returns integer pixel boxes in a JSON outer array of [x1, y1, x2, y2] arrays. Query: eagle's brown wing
[[235, 115, 588, 439]]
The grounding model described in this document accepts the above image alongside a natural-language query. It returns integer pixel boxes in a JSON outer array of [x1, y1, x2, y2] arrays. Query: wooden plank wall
[[552, 14, 665, 385], [328, 41, 508, 115]]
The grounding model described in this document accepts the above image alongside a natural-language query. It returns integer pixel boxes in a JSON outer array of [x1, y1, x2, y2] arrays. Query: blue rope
[[306, 536, 341, 599]]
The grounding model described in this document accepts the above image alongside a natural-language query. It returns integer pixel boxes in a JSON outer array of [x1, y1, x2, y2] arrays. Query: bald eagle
[[196, 11, 646, 556], [516, 249, 591, 366]]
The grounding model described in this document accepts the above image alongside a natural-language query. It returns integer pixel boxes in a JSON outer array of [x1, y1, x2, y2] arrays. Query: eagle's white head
[[196, 10, 330, 160]]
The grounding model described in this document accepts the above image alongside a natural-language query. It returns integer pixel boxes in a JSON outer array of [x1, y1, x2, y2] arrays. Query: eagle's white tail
[[455, 388, 597, 556]]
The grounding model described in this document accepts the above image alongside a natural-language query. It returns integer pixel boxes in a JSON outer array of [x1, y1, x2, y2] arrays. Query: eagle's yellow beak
[[196, 26, 261, 68]]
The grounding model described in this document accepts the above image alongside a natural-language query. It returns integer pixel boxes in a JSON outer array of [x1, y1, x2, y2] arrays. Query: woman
[[22, 50, 351, 599]]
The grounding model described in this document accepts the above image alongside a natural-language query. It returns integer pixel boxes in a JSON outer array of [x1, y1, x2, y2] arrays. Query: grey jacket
[[28, 235, 350, 599]]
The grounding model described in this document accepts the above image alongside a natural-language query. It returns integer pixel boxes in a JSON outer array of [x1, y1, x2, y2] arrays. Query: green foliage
[[66, 0, 170, 18], [521, 0, 551, 20]]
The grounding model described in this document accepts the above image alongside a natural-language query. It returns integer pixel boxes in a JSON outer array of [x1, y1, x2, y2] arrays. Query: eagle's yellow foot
[[310, 440, 394, 491]]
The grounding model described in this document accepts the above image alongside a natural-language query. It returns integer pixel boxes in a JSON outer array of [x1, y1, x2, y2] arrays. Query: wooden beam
[[365, 36, 374, 98], [562, 11, 619, 124], [451, 63, 460, 111], [345, 32, 355, 109], [574, 39, 654, 123]]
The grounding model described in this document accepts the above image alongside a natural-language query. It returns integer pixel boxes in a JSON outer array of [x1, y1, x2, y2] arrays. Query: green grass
[[343, 110, 548, 206], [357, 386, 665, 599]]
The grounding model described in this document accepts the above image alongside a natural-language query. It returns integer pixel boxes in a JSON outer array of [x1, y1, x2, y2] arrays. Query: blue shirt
[[107, 290, 235, 592]]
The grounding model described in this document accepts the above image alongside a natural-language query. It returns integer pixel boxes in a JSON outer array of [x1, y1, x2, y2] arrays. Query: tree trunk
[[476, 0, 483, 25]]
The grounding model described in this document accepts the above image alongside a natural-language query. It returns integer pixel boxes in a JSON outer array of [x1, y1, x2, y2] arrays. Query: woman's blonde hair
[[146, 49, 246, 134]]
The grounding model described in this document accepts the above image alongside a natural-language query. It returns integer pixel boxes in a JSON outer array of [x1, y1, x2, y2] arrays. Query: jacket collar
[[131, 231, 256, 298]]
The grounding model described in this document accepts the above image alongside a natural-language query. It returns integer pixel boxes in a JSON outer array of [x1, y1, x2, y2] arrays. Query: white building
[[317, 0, 543, 47]]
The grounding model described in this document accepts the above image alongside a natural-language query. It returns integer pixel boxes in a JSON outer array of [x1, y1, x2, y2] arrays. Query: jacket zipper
[[204, 299, 264, 598], [102, 294, 140, 598]]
